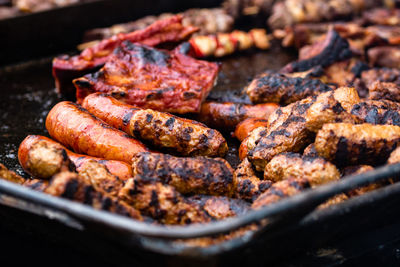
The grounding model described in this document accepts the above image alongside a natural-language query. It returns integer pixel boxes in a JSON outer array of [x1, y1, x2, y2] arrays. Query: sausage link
[[45, 101, 149, 164], [198, 101, 278, 130], [19, 135, 132, 180], [234, 118, 269, 142], [82, 93, 227, 157]]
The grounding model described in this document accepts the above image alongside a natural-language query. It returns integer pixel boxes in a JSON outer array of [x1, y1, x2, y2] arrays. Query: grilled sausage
[[19, 135, 133, 180], [46, 101, 149, 164], [234, 118, 269, 142], [315, 123, 400, 166], [198, 101, 277, 130], [264, 152, 340, 186], [131, 152, 235, 196], [81, 93, 227, 157]]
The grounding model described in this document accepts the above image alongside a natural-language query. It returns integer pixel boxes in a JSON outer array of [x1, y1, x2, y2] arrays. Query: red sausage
[[45, 101, 149, 164]]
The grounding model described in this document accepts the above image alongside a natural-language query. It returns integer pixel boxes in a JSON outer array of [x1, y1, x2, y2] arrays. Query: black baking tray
[[2, 1, 400, 266]]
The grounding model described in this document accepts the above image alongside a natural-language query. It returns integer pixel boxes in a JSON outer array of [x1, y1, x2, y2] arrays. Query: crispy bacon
[[74, 42, 219, 114], [52, 15, 198, 97]]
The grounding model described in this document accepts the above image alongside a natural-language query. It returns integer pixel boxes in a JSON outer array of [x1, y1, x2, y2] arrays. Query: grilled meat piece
[[350, 99, 400, 126], [0, 163, 25, 184], [223, 0, 276, 18], [74, 42, 219, 114], [19, 135, 133, 180], [368, 46, 400, 69], [264, 152, 340, 186], [268, 0, 383, 29], [315, 123, 400, 166], [318, 194, 348, 209], [119, 176, 210, 224], [234, 118, 269, 142], [186, 195, 250, 220], [197, 101, 278, 130], [15, 0, 79, 13], [46, 101, 149, 164], [388, 146, 400, 164], [18, 139, 75, 179], [368, 81, 400, 103], [362, 8, 400, 26], [131, 152, 235, 196], [280, 30, 353, 73], [245, 72, 333, 105], [234, 158, 272, 201], [46, 172, 142, 220], [246, 87, 360, 170], [82, 8, 233, 43], [82, 94, 227, 157], [186, 29, 270, 58], [252, 178, 310, 209], [321, 59, 369, 87], [303, 143, 318, 157], [53, 15, 198, 96], [360, 68, 400, 88], [366, 26, 400, 45]]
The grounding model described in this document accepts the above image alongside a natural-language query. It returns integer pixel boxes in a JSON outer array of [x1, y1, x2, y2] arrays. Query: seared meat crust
[[368, 81, 400, 103], [131, 152, 235, 196], [315, 123, 400, 165], [264, 152, 340, 186], [350, 99, 400, 126]]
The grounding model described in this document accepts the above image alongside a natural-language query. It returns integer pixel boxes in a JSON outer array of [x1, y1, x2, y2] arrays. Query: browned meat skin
[[186, 195, 250, 220], [360, 68, 400, 88], [82, 94, 228, 157], [362, 8, 400, 26], [366, 26, 400, 45], [315, 123, 400, 166], [223, 0, 276, 18], [252, 178, 310, 209], [350, 99, 400, 126], [341, 165, 382, 196], [23, 179, 49, 192], [0, 163, 25, 184], [368, 81, 400, 103], [268, 0, 384, 29], [197, 101, 278, 130], [118, 176, 210, 225], [246, 87, 360, 171], [303, 143, 318, 157], [74, 42, 219, 114], [18, 140, 76, 179], [46, 172, 142, 220], [317, 194, 348, 209], [321, 59, 369, 88], [264, 152, 340, 186], [280, 30, 353, 73], [82, 8, 234, 44], [389, 146, 400, 165], [131, 152, 236, 196], [234, 158, 272, 201], [234, 118, 269, 142], [245, 72, 333, 105], [45, 101, 149, 164], [368, 46, 400, 69]]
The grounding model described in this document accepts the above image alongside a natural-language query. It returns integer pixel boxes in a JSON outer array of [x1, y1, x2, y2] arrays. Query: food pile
[[1, 0, 400, 243]]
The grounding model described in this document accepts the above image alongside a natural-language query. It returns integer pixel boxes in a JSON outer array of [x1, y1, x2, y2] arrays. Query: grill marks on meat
[[198, 101, 278, 130], [252, 178, 310, 209], [74, 42, 219, 114], [280, 30, 353, 73], [19, 135, 133, 181], [46, 172, 142, 220], [350, 100, 400, 126], [246, 72, 333, 105], [234, 158, 272, 201], [264, 152, 340, 186], [45, 101, 149, 164], [315, 123, 400, 166], [246, 87, 360, 171], [53, 15, 198, 96], [82, 94, 228, 157], [131, 152, 235, 196]]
